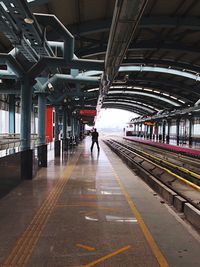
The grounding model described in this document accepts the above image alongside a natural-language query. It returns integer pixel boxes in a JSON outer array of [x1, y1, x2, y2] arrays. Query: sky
[[93, 108, 137, 130]]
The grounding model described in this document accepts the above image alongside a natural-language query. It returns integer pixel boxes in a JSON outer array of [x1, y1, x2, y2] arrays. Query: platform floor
[[0, 137, 200, 266]]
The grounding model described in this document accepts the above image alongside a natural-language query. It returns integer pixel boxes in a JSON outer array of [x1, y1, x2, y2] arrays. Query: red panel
[[46, 106, 53, 143], [79, 109, 97, 116]]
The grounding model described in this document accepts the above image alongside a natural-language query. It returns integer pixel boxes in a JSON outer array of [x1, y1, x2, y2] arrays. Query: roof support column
[[176, 118, 180, 146], [38, 94, 46, 145], [20, 77, 33, 150], [9, 95, 15, 135], [79, 123, 84, 140], [37, 93, 47, 167], [62, 108, 68, 151], [20, 77, 34, 180], [166, 120, 171, 144], [54, 106, 60, 157], [188, 117, 193, 147], [162, 120, 166, 143], [74, 119, 79, 145]]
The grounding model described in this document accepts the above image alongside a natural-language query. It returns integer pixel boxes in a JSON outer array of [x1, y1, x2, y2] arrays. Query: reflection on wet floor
[[0, 139, 172, 266]]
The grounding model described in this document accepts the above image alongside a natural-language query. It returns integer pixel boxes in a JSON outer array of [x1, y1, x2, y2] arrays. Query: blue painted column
[[62, 108, 68, 151], [62, 109, 67, 140], [54, 106, 60, 141], [54, 106, 60, 156], [188, 117, 193, 147], [20, 77, 32, 150], [38, 94, 46, 145], [9, 95, 15, 135], [74, 118, 79, 145], [166, 120, 171, 144], [20, 77, 34, 180], [162, 120, 166, 143], [176, 118, 180, 146], [38, 94, 47, 167]]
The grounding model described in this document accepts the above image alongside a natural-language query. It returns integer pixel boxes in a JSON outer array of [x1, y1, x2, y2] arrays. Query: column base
[[21, 149, 33, 180], [189, 137, 193, 146], [55, 140, 61, 157], [38, 144, 47, 167], [62, 139, 68, 151], [177, 136, 180, 146]]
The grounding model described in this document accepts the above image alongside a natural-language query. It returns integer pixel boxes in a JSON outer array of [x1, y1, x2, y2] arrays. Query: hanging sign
[[144, 121, 156, 126], [79, 109, 97, 116]]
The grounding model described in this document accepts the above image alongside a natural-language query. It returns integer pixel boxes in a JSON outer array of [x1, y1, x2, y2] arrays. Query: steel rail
[[104, 139, 200, 211]]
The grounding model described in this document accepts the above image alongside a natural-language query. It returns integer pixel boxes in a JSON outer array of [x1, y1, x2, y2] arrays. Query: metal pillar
[[20, 77, 34, 179], [38, 94, 47, 167], [38, 94, 46, 145], [188, 117, 193, 146], [62, 108, 68, 151], [54, 106, 60, 156], [144, 124, 147, 139], [162, 121, 166, 143], [9, 95, 15, 135], [149, 125, 153, 140], [146, 125, 149, 139], [166, 120, 170, 144], [20, 77, 32, 150], [176, 118, 180, 146]]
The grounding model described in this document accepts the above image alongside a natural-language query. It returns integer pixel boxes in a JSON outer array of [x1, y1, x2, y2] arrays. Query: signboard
[[46, 106, 53, 143], [79, 109, 97, 116], [144, 121, 156, 126]]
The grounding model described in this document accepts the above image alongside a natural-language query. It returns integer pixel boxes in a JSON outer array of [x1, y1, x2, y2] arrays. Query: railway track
[[124, 138, 200, 175], [104, 138, 200, 221]]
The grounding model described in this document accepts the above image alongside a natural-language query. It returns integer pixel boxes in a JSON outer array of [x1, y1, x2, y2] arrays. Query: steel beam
[[119, 66, 200, 82], [77, 41, 200, 59], [108, 90, 181, 106], [28, 0, 50, 7], [103, 101, 156, 113], [67, 16, 200, 36], [105, 0, 148, 81]]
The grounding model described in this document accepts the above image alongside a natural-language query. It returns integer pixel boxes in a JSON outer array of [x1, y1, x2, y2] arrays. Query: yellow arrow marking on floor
[[79, 245, 131, 267], [76, 244, 96, 251]]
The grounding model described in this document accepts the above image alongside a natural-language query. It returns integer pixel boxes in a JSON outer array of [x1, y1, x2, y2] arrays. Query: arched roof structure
[[1, 0, 200, 119]]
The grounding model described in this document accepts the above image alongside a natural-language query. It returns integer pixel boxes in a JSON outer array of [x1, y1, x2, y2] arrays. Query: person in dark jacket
[[91, 128, 100, 152]]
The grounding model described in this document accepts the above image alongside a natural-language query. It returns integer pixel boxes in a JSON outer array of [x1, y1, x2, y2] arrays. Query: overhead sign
[[144, 121, 156, 126], [79, 109, 97, 116]]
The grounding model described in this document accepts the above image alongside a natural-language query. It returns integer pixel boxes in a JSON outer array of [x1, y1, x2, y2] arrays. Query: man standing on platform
[[91, 128, 100, 152]]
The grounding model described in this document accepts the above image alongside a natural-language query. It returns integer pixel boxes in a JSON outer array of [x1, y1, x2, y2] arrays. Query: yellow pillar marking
[[80, 245, 131, 267], [76, 244, 96, 251], [2, 153, 81, 267], [111, 167, 169, 267]]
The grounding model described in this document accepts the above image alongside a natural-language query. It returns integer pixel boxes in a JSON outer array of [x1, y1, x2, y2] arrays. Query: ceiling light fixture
[[24, 17, 34, 24]]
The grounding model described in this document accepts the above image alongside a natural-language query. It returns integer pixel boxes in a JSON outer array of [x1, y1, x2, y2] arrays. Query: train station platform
[[124, 137, 200, 158], [0, 137, 200, 267]]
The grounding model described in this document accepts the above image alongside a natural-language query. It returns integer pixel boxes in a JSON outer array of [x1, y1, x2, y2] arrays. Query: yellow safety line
[[139, 149, 200, 180], [76, 244, 96, 251], [111, 167, 169, 267], [2, 153, 81, 267], [80, 245, 131, 267], [122, 143, 200, 191], [137, 152, 200, 191]]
